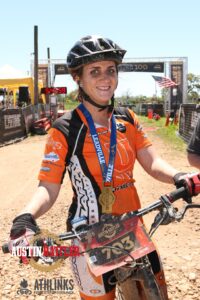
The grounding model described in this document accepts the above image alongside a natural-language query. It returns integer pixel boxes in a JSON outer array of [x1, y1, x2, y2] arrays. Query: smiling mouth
[[97, 86, 110, 91]]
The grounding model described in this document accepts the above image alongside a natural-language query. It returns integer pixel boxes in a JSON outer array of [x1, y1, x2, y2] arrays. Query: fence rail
[[1, 103, 199, 146], [178, 104, 200, 143]]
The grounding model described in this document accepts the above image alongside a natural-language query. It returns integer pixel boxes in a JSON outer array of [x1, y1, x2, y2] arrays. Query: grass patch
[[137, 115, 164, 128], [156, 124, 186, 151], [65, 99, 79, 110], [138, 116, 186, 152]]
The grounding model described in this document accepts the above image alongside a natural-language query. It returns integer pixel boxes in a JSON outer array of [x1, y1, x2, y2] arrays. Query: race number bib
[[79, 214, 156, 276]]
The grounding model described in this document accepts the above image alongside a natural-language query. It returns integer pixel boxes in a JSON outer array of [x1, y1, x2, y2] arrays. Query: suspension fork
[[115, 256, 168, 300]]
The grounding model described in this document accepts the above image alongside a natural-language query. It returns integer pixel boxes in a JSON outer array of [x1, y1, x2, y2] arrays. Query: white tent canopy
[[0, 65, 45, 105], [0, 64, 27, 79]]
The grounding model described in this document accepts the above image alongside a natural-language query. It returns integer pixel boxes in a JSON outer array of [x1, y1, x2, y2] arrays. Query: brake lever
[[149, 202, 200, 237], [176, 203, 200, 220], [149, 214, 165, 237], [149, 194, 190, 237], [148, 206, 172, 237]]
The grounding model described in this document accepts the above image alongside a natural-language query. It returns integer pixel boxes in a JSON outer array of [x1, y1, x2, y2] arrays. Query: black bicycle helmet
[[67, 35, 126, 71]]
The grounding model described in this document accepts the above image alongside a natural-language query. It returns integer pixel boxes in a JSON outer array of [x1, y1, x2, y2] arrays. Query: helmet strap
[[79, 87, 114, 111]]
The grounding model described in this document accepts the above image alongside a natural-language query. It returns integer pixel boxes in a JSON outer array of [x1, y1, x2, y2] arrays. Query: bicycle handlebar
[[58, 186, 192, 241], [2, 172, 200, 253], [132, 186, 188, 218]]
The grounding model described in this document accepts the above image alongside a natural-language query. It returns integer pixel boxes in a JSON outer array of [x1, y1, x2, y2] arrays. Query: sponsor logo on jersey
[[46, 136, 62, 150], [43, 152, 60, 162], [40, 167, 50, 172]]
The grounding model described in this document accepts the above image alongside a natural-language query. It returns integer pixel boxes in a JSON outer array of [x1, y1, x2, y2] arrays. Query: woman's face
[[79, 60, 118, 105]]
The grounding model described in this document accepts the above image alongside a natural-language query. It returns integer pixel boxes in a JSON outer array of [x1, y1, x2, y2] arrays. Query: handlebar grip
[[2, 243, 9, 254], [169, 186, 188, 201]]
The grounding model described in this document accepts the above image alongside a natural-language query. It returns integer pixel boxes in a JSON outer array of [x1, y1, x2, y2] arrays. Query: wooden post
[[34, 25, 38, 106]]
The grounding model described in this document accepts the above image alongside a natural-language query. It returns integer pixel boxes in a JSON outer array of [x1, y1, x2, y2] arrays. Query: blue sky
[[0, 0, 199, 97]]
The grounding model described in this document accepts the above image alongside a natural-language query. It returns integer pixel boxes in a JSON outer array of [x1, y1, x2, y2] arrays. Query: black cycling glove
[[173, 172, 192, 202], [9, 213, 40, 263], [173, 172, 188, 187], [10, 213, 39, 238]]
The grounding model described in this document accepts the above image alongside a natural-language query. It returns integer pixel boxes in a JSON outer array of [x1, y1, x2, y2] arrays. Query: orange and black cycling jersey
[[38, 107, 152, 227]]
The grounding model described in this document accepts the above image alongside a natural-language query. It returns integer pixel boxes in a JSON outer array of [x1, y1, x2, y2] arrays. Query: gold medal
[[99, 185, 115, 214]]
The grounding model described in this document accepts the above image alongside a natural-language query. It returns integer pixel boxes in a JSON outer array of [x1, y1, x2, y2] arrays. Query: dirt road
[[0, 126, 200, 300]]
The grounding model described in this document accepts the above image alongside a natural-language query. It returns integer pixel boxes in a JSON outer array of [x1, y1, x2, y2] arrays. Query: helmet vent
[[67, 35, 126, 70]]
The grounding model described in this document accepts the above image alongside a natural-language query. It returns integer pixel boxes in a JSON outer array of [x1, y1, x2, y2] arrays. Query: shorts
[[70, 243, 116, 299]]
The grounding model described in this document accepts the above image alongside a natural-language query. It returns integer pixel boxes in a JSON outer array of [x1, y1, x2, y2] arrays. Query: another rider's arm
[[187, 118, 200, 169], [20, 181, 61, 219], [187, 153, 200, 169], [137, 145, 178, 184]]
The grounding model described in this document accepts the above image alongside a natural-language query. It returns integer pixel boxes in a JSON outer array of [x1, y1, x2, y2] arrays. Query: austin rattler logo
[[29, 229, 65, 272]]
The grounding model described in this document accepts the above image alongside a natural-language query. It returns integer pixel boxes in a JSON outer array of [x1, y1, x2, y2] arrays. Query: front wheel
[[115, 280, 147, 300]]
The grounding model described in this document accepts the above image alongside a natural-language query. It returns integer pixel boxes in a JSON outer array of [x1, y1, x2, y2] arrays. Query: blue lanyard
[[78, 103, 117, 183]]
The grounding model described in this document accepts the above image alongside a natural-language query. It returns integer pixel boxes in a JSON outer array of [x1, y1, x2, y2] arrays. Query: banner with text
[[0, 109, 27, 146]]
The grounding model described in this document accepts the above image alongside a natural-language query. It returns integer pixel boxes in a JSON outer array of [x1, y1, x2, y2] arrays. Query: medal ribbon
[[78, 103, 116, 183]]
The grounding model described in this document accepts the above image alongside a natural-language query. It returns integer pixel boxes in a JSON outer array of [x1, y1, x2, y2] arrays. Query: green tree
[[64, 89, 79, 109], [187, 73, 200, 101], [66, 89, 78, 101]]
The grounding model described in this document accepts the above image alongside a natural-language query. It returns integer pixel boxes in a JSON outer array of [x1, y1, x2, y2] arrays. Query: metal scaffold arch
[[31, 56, 188, 114]]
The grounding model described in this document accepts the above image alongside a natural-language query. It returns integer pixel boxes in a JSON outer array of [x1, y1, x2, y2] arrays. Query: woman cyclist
[[8, 35, 188, 299]]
